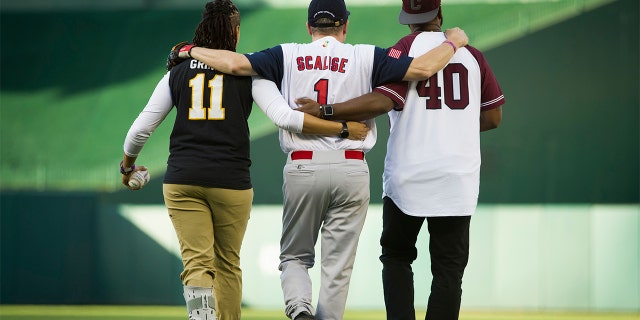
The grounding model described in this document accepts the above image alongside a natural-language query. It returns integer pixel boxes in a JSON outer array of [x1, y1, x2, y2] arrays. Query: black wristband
[[339, 122, 349, 138]]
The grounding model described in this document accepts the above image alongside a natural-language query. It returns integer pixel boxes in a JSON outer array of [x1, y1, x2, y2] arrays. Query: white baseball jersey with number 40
[[378, 32, 505, 217]]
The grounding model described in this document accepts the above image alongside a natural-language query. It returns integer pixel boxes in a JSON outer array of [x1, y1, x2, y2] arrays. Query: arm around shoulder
[[403, 27, 469, 81], [295, 92, 394, 122], [190, 47, 256, 76]]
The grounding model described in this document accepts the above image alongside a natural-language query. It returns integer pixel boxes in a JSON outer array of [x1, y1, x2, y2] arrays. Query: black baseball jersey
[[165, 58, 253, 190]]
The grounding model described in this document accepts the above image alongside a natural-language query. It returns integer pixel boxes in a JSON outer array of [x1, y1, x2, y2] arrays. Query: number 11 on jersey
[[188, 73, 225, 120]]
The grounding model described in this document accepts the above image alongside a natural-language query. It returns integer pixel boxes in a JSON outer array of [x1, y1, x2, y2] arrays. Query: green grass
[[0, 305, 637, 320]]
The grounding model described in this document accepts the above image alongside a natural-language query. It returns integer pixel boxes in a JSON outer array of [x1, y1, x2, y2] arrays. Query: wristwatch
[[339, 122, 349, 138], [321, 104, 334, 119], [120, 160, 136, 175]]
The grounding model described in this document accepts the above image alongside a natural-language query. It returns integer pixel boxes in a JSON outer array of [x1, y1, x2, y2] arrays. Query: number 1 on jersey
[[189, 73, 225, 120], [314, 79, 329, 105]]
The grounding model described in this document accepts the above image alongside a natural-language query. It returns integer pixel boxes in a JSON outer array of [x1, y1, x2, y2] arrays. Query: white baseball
[[128, 177, 141, 189], [128, 170, 150, 189]]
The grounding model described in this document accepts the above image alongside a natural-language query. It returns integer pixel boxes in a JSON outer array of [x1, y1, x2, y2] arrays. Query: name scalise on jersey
[[296, 55, 348, 73]]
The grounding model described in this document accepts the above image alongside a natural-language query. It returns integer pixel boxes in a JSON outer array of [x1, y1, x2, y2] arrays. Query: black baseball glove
[[166, 41, 195, 71]]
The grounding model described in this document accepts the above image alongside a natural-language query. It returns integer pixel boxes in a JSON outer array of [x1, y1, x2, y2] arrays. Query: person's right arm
[[403, 27, 469, 81], [124, 73, 173, 157], [295, 92, 394, 122], [121, 72, 172, 188], [187, 47, 257, 76]]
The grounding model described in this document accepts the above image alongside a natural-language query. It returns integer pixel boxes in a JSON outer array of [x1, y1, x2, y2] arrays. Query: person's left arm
[[252, 77, 369, 140], [467, 45, 506, 132], [403, 27, 468, 81], [480, 106, 502, 132]]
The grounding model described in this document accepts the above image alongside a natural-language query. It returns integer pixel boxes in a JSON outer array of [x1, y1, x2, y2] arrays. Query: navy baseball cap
[[399, 0, 441, 25], [308, 0, 350, 27]]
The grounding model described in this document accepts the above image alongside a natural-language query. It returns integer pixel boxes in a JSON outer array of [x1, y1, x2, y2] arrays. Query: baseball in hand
[[128, 169, 150, 189]]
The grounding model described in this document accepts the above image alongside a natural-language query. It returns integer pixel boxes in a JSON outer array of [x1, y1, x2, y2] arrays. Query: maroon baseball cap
[[308, 0, 350, 27], [399, 0, 441, 25]]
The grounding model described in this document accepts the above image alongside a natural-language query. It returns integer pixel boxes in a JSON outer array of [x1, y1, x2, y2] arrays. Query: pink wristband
[[443, 40, 457, 53]]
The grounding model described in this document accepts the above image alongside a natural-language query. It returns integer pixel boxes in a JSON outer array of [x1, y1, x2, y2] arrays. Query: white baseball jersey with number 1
[[246, 36, 412, 153], [377, 32, 505, 217], [278, 38, 376, 152]]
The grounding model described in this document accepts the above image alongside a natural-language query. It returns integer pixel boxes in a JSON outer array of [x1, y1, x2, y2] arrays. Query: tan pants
[[163, 184, 253, 320]]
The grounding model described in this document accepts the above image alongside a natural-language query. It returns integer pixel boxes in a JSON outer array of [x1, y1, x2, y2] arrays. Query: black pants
[[379, 196, 471, 320]]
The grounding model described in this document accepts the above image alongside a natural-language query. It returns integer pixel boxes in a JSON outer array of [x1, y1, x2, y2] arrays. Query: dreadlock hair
[[192, 0, 240, 51]]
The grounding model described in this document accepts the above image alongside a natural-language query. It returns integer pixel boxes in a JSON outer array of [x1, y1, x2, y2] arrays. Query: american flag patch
[[388, 48, 402, 59]]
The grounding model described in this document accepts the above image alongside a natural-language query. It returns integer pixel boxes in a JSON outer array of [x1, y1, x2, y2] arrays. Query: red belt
[[291, 150, 364, 160]]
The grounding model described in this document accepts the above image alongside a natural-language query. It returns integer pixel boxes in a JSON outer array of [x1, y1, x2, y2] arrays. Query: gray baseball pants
[[279, 150, 370, 320]]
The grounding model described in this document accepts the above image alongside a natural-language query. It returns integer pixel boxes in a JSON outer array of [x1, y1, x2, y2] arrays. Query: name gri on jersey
[[296, 55, 348, 73], [190, 60, 217, 70]]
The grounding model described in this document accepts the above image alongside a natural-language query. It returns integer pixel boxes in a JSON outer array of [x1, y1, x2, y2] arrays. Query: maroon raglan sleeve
[[373, 33, 419, 111], [465, 45, 505, 111]]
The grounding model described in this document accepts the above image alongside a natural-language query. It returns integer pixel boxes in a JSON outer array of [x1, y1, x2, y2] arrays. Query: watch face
[[324, 105, 334, 116]]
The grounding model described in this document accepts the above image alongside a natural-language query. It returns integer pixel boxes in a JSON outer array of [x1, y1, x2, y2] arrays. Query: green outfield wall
[[2, 198, 638, 311], [0, 0, 638, 312]]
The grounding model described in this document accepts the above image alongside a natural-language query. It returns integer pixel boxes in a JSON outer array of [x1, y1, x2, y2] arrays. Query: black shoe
[[293, 311, 315, 320]]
